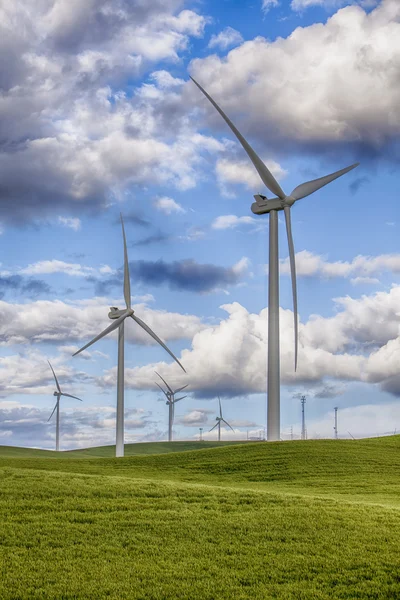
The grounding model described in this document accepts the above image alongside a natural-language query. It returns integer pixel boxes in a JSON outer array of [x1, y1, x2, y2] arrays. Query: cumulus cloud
[[99, 286, 400, 397], [0, 297, 204, 348], [212, 215, 258, 230], [208, 27, 243, 50], [153, 196, 186, 214], [190, 0, 400, 158], [21, 260, 96, 277], [58, 217, 81, 231], [178, 409, 212, 425], [216, 157, 287, 196], [280, 250, 400, 279], [0, 0, 210, 225]]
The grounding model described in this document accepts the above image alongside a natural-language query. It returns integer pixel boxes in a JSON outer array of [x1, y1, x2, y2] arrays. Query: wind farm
[[1, 1, 400, 599]]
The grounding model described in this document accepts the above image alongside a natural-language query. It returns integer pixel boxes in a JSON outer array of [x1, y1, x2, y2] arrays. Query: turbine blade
[[48, 360, 61, 393], [222, 419, 235, 432], [173, 395, 187, 403], [190, 76, 286, 200], [48, 400, 58, 422], [131, 314, 186, 373], [61, 393, 83, 401], [218, 396, 222, 418], [172, 401, 175, 423], [209, 422, 219, 433], [73, 312, 127, 356], [290, 163, 359, 201], [155, 371, 173, 394], [284, 206, 298, 372], [120, 213, 131, 310], [173, 384, 189, 394], [155, 381, 168, 397]]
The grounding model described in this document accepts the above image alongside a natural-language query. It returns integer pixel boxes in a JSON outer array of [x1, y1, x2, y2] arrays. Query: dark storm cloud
[[95, 258, 245, 295], [131, 259, 243, 292], [381, 376, 400, 397], [0, 275, 51, 299], [131, 232, 171, 247]]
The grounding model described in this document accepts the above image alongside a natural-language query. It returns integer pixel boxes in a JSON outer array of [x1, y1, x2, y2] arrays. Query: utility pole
[[301, 395, 306, 441], [333, 407, 338, 439], [199, 427, 203, 441]]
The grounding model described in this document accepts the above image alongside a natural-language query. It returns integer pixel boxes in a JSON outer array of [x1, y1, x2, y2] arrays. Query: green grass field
[[1, 437, 400, 599]]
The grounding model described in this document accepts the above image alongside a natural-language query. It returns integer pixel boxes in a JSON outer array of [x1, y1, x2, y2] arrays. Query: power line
[[333, 407, 338, 439], [301, 395, 306, 441]]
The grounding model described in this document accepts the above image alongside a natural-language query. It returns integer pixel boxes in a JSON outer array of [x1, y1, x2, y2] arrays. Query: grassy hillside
[[1, 437, 399, 599], [0, 440, 251, 459]]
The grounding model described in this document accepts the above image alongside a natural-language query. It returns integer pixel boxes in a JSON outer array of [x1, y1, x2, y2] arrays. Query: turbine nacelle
[[251, 195, 296, 215], [108, 306, 133, 319], [53, 391, 59, 397]]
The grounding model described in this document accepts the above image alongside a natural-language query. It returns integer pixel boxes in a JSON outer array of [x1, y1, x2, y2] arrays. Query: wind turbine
[[209, 397, 234, 442], [191, 76, 359, 442], [47, 360, 82, 452], [154, 371, 188, 442], [73, 214, 186, 457]]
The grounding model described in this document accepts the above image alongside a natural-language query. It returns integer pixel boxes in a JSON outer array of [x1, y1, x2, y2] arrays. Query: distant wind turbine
[[154, 371, 188, 442], [73, 214, 186, 458], [209, 397, 234, 441], [191, 76, 359, 442], [47, 360, 82, 452]]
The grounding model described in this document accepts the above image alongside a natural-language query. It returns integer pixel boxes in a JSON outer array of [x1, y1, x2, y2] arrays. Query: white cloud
[[0, 1, 211, 224], [350, 276, 380, 286], [20, 260, 95, 277], [0, 298, 205, 349], [280, 250, 400, 279], [58, 216, 81, 231], [291, 0, 378, 11], [208, 27, 243, 50], [262, 0, 280, 12], [150, 70, 185, 88], [212, 215, 257, 230], [99, 265, 115, 275], [153, 196, 186, 214], [190, 0, 400, 150], [100, 286, 400, 398], [179, 409, 211, 425], [216, 157, 287, 196]]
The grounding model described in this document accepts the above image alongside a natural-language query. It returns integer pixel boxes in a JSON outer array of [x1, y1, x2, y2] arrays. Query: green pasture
[[0, 437, 399, 599]]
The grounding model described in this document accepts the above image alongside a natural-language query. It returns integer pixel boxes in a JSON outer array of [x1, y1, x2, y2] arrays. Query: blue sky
[[0, 0, 399, 449]]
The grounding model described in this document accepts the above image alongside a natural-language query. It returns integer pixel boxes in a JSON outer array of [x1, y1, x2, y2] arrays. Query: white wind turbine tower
[[47, 360, 82, 452], [154, 371, 188, 442], [209, 397, 234, 442], [73, 214, 186, 458], [191, 76, 359, 442]]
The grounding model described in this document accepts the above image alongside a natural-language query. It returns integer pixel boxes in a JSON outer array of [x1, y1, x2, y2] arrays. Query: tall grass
[[1, 437, 399, 598]]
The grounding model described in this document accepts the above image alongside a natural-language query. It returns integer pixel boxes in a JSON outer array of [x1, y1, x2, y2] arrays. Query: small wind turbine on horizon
[[47, 360, 82, 452], [73, 214, 186, 458], [191, 76, 359, 442], [209, 397, 234, 442], [154, 371, 188, 442]]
